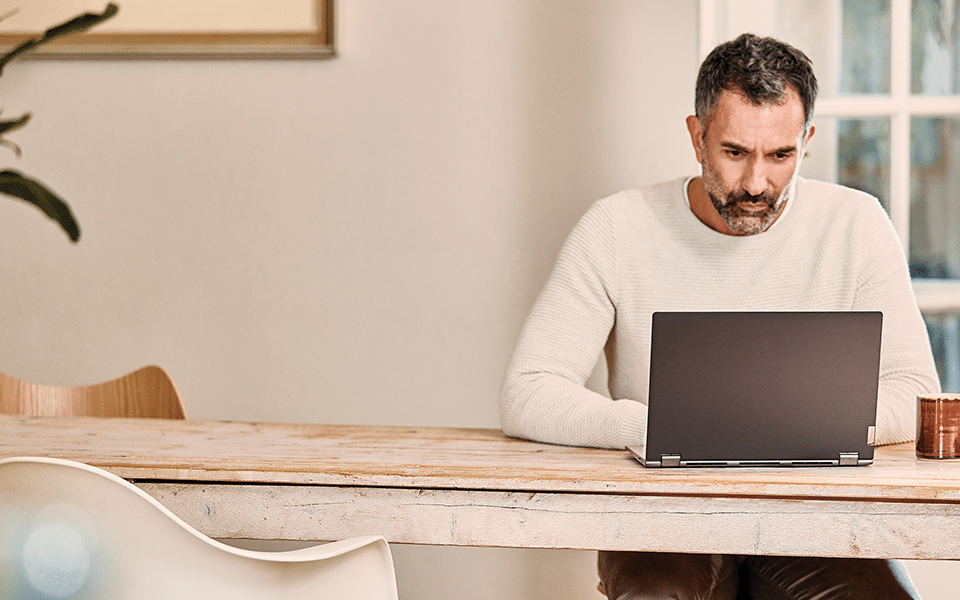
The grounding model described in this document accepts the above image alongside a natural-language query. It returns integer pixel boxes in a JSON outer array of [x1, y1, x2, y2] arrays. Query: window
[[700, 0, 960, 390]]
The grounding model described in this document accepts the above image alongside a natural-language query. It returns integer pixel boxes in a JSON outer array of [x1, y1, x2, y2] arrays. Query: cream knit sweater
[[500, 177, 940, 449]]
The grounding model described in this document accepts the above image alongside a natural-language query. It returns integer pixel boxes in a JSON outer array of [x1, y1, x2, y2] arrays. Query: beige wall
[[0, 3, 697, 597], [0, 0, 699, 426], [3, 1, 955, 598]]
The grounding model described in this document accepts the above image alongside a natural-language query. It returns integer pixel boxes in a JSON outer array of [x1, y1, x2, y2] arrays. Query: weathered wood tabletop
[[3, 414, 959, 558]]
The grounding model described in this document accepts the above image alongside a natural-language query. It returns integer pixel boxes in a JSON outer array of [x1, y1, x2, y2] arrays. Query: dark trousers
[[597, 551, 923, 600]]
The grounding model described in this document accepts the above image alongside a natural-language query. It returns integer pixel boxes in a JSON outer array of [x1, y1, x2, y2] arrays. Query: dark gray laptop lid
[[635, 311, 882, 467]]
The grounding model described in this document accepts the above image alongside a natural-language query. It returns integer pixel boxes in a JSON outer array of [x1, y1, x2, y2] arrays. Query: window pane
[[776, 0, 889, 97], [839, 0, 891, 94], [837, 118, 891, 209], [910, 117, 960, 279], [912, 0, 960, 95], [924, 313, 960, 390], [774, 0, 843, 98], [801, 117, 891, 211]]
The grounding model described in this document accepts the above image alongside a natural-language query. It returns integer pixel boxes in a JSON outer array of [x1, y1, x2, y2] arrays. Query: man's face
[[689, 88, 814, 235]]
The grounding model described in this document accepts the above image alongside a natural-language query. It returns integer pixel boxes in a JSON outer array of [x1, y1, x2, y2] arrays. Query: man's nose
[[741, 157, 767, 197]]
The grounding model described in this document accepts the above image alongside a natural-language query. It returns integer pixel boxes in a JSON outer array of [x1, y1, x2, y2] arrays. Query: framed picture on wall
[[0, 0, 334, 58]]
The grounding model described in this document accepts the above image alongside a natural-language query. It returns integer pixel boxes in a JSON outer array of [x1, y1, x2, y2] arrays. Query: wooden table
[[3, 414, 960, 559]]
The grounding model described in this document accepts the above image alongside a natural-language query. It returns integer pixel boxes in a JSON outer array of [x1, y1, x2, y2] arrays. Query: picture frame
[[0, 0, 334, 59]]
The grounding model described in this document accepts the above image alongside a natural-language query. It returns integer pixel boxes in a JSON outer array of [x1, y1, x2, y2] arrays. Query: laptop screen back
[[640, 311, 882, 467]]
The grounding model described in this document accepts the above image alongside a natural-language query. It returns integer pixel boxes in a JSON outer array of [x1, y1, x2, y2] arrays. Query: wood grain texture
[[1, 416, 955, 498], [4, 416, 960, 557], [136, 483, 960, 558], [0, 367, 186, 419]]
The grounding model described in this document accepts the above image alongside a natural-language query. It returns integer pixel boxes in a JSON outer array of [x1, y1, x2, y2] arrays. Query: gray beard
[[709, 189, 785, 235]]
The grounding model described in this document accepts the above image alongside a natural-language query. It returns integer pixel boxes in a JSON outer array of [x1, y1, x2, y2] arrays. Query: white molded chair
[[0, 456, 398, 600]]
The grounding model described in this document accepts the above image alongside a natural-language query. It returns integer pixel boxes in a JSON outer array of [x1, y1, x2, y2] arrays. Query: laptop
[[627, 311, 882, 467]]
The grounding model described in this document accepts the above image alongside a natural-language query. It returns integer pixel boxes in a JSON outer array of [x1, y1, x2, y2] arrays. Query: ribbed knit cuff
[[615, 399, 647, 449]]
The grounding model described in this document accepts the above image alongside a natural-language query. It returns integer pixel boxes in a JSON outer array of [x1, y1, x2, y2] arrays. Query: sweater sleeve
[[499, 200, 646, 449], [853, 201, 941, 445]]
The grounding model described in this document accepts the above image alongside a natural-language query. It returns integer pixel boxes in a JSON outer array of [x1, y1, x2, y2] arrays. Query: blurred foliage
[[0, 4, 118, 243]]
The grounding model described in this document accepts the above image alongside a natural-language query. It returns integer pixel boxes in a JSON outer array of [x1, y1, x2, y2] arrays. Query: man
[[500, 34, 940, 599]]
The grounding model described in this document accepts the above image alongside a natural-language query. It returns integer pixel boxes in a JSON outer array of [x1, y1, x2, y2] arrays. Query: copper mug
[[916, 393, 960, 459]]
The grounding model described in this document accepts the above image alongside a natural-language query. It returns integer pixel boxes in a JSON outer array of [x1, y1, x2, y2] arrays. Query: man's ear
[[686, 115, 704, 164], [804, 123, 816, 149]]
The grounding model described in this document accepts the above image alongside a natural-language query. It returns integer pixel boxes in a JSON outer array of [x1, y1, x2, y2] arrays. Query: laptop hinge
[[839, 452, 859, 466], [661, 454, 681, 467]]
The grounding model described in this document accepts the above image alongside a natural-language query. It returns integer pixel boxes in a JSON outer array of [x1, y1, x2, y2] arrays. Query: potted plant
[[0, 3, 118, 243]]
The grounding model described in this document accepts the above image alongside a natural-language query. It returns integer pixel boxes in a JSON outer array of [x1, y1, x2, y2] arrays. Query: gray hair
[[695, 33, 818, 133]]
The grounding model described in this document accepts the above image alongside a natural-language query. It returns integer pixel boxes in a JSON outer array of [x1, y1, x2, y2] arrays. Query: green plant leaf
[[0, 4, 117, 242], [0, 3, 119, 75], [0, 113, 29, 135], [0, 112, 29, 157], [0, 170, 80, 242]]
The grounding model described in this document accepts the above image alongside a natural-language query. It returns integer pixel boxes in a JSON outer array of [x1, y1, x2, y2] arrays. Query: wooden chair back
[[0, 365, 186, 419]]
